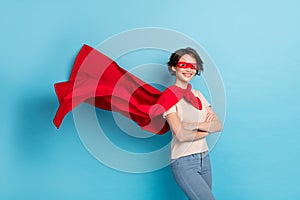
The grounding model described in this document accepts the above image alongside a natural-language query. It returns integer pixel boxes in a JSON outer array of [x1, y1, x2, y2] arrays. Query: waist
[[171, 151, 209, 162]]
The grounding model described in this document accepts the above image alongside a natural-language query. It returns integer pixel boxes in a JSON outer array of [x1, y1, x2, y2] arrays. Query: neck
[[175, 80, 189, 89]]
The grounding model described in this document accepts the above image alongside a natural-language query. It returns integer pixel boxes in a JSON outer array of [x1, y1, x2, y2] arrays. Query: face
[[172, 54, 197, 84]]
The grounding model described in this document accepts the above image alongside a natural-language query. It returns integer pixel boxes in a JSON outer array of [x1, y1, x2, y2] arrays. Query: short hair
[[167, 47, 203, 76]]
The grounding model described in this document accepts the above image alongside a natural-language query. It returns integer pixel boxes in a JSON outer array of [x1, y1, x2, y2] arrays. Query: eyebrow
[[178, 61, 197, 64]]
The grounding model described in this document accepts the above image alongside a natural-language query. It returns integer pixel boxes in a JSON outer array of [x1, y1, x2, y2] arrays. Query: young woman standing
[[164, 48, 222, 200]]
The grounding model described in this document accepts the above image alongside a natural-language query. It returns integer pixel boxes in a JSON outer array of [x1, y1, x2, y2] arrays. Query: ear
[[171, 66, 177, 72]]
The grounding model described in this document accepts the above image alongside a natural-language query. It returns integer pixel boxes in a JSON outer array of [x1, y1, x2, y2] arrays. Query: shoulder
[[163, 104, 177, 119], [192, 89, 203, 98]]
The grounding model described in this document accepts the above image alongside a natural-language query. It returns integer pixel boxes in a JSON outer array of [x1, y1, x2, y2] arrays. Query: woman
[[164, 48, 222, 200]]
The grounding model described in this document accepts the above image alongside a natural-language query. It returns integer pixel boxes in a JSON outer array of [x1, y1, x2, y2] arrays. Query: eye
[[179, 63, 186, 67]]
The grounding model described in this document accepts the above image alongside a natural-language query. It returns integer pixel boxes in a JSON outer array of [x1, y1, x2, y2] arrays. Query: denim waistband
[[171, 151, 209, 162]]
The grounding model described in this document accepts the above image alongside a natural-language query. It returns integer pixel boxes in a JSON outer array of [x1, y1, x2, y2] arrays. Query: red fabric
[[53, 44, 202, 134], [176, 62, 198, 70]]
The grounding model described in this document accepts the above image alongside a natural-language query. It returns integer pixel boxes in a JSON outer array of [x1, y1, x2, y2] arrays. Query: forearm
[[165, 112, 209, 142], [182, 120, 222, 133], [198, 120, 222, 133], [174, 127, 208, 142]]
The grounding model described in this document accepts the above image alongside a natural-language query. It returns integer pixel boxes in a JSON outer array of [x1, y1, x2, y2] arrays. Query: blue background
[[1, 0, 300, 199]]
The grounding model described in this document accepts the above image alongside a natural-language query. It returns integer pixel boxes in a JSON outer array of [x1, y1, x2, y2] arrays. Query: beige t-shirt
[[163, 89, 210, 159]]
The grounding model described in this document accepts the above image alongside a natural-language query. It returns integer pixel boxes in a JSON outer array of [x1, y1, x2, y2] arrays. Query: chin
[[183, 76, 194, 82], [182, 78, 192, 83]]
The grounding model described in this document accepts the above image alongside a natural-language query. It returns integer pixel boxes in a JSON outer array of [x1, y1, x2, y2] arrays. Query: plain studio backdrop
[[1, 0, 299, 200]]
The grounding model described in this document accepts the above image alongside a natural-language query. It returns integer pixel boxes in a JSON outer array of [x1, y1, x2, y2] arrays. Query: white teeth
[[183, 73, 192, 77]]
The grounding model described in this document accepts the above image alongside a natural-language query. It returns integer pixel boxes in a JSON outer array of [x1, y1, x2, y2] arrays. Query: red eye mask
[[176, 62, 198, 70]]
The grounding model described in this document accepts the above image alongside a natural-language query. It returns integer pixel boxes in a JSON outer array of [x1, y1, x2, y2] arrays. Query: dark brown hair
[[167, 47, 203, 76]]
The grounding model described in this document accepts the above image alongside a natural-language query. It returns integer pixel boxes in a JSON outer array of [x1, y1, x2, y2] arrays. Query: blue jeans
[[171, 152, 215, 200]]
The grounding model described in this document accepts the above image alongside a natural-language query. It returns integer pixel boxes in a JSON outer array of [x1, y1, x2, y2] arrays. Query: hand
[[197, 131, 209, 137], [205, 112, 216, 122]]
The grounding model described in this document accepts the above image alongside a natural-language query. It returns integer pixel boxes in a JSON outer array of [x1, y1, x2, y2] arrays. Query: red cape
[[53, 44, 202, 134]]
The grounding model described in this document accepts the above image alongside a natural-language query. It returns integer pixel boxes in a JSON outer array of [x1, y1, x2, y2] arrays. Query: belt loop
[[200, 152, 202, 168]]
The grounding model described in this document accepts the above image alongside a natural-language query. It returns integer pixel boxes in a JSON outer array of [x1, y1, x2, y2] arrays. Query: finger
[[206, 113, 213, 121], [207, 113, 216, 122], [206, 112, 212, 118], [205, 113, 211, 122]]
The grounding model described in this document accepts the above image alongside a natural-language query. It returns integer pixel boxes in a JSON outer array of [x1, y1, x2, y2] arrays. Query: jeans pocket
[[175, 155, 199, 169]]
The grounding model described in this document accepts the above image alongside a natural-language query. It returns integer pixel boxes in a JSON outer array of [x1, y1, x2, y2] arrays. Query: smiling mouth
[[183, 73, 193, 77]]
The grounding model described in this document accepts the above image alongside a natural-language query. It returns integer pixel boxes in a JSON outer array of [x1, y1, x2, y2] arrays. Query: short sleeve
[[163, 104, 177, 119], [194, 90, 211, 107]]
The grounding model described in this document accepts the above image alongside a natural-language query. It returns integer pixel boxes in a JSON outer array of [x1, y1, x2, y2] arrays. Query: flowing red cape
[[53, 44, 202, 134]]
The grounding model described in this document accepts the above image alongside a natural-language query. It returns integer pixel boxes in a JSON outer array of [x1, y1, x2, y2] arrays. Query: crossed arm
[[165, 106, 222, 142]]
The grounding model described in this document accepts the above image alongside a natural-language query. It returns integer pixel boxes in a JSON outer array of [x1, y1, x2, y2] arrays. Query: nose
[[186, 67, 192, 72]]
